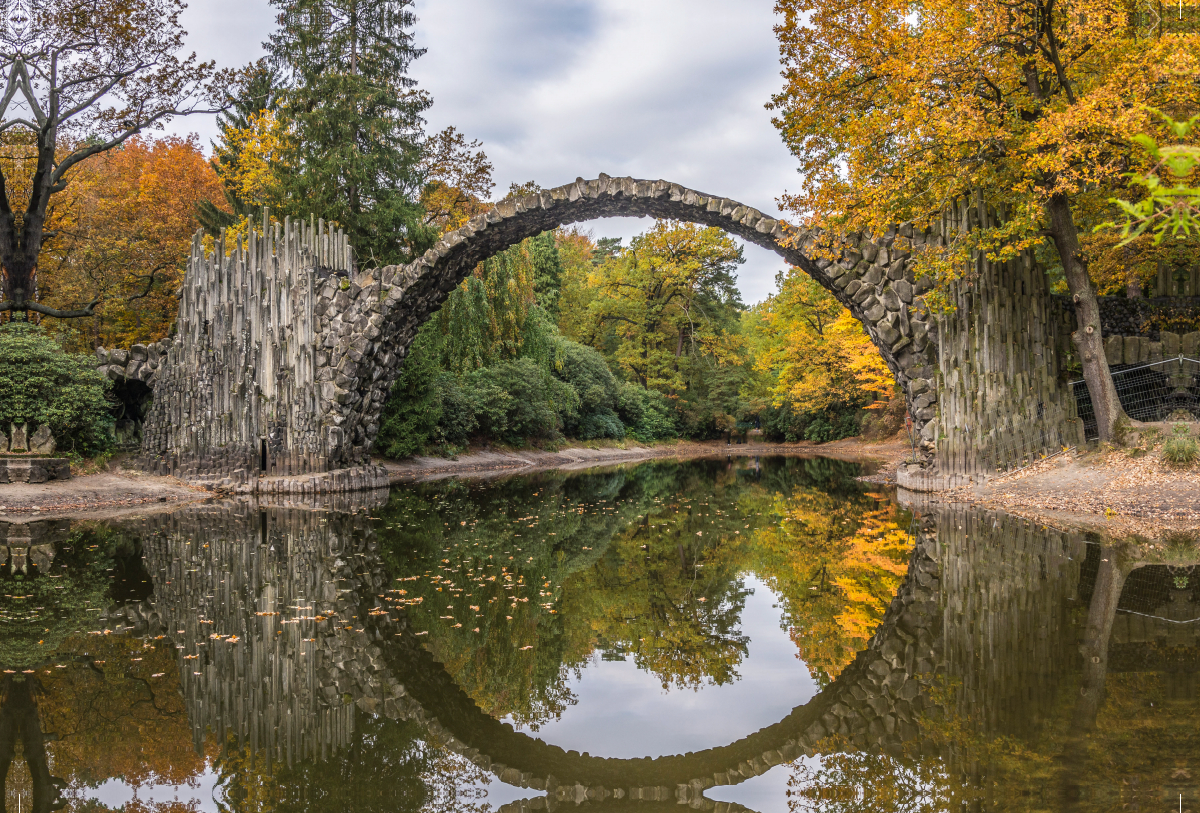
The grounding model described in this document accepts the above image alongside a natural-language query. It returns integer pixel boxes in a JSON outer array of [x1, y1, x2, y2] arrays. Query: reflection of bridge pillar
[[123, 499, 403, 767], [932, 506, 1087, 739]]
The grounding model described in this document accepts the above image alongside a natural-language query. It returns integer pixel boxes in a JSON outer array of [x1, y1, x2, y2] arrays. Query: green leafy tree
[[552, 338, 624, 440], [582, 222, 745, 392], [267, 0, 432, 265], [1098, 110, 1200, 246], [375, 321, 445, 458], [529, 230, 564, 316], [0, 323, 113, 454]]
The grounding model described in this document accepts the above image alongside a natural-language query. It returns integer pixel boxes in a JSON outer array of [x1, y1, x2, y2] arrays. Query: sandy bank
[[379, 436, 910, 484], [0, 469, 205, 521]]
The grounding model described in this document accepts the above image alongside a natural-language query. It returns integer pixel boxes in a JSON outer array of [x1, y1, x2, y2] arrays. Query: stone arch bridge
[[99, 176, 1082, 491]]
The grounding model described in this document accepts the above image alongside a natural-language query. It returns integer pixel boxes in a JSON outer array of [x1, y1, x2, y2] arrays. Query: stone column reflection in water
[[840, 499, 1200, 812], [113, 496, 396, 768]]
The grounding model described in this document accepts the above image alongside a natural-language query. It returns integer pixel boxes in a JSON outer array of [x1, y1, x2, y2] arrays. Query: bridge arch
[[134, 174, 1080, 489], [335, 175, 939, 463]]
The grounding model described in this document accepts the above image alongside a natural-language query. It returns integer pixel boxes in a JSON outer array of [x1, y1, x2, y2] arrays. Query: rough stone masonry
[[109, 176, 1083, 492]]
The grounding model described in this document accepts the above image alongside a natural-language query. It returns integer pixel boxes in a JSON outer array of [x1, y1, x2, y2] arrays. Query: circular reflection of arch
[[114, 500, 940, 801], [365, 537, 942, 796]]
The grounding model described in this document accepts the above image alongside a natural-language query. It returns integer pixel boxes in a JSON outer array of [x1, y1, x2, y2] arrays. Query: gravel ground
[[918, 447, 1200, 538], [0, 469, 205, 520]]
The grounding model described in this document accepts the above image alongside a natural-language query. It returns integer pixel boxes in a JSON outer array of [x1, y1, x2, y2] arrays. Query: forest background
[[12, 0, 906, 458], [4, 0, 1199, 455]]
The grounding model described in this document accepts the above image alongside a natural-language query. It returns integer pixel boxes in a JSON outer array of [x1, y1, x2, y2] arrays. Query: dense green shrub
[[553, 339, 624, 440], [465, 358, 567, 445], [802, 413, 860, 443], [435, 375, 478, 448], [761, 401, 860, 444], [617, 383, 678, 442], [1163, 424, 1199, 466], [376, 323, 443, 459], [1163, 436, 1198, 465], [0, 323, 114, 455]]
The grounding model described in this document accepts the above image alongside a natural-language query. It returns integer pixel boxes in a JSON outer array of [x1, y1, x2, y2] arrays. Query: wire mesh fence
[[1072, 356, 1200, 441]]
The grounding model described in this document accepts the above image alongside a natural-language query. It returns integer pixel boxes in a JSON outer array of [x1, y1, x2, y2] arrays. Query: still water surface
[[0, 456, 1196, 812]]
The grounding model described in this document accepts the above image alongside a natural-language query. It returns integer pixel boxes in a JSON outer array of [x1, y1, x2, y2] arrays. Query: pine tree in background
[[267, 0, 433, 266], [197, 60, 282, 236]]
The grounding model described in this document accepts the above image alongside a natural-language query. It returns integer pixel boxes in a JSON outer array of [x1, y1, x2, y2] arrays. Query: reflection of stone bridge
[[103, 176, 1082, 491], [90, 497, 1137, 809]]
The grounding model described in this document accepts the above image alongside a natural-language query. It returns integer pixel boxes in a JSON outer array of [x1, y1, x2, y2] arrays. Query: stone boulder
[[9, 423, 27, 452], [30, 425, 55, 455]]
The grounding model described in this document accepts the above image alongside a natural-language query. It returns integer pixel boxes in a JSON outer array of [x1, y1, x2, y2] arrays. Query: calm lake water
[[0, 456, 1196, 812]]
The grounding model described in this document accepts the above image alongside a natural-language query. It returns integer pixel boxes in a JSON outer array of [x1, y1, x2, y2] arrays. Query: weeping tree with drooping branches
[[0, 0, 222, 322]]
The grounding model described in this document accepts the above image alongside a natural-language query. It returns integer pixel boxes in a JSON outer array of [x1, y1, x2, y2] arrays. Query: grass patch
[[1162, 424, 1199, 466], [69, 451, 113, 476]]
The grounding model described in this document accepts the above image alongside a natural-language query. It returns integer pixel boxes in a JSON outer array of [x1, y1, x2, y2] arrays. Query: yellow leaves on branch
[[218, 109, 289, 213], [582, 221, 745, 392], [748, 490, 912, 684], [770, 0, 1199, 288], [420, 126, 495, 235]]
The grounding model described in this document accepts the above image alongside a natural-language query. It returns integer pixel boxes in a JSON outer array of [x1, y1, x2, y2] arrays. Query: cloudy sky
[[173, 0, 799, 303]]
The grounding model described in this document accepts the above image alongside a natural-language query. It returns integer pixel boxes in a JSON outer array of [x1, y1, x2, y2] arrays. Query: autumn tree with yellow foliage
[[749, 269, 897, 439], [577, 222, 745, 394], [770, 0, 1200, 440]]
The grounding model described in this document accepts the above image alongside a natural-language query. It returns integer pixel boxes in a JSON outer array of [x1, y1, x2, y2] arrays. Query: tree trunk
[[1123, 245, 1142, 298], [0, 676, 62, 813], [1045, 194, 1123, 441]]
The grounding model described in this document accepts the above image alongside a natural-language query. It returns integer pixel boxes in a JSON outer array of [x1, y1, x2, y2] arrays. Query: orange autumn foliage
[[749, 490, 911, 685], [37, 135, 223, 352], [749, 270, 895, 415], [38, 635, 211, 791]]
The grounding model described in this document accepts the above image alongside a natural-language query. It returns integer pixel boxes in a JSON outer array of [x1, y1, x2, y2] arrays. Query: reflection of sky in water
[[83, 751, 532, 812], [503, 574, 819, 759], [90, 768, 221, 812], [708, 760, 811, 813]]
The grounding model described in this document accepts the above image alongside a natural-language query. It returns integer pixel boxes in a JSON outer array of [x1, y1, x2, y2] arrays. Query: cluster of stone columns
[[113, 177, 1094, 491]]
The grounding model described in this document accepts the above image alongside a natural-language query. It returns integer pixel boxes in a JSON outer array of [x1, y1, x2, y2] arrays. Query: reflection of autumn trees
[[1, 525, 208, 809], [381, 457, 911, 723], [377, 469, 636, 729], [558, 487, 755, 692], [216, 714, 492, 813], [749, 491, 911, 686], [38, 635, 206, 796]]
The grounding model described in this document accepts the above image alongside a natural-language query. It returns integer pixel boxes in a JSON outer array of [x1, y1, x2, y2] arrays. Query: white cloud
[[168, 0, 798, 302], [413, 0, 797, 302]]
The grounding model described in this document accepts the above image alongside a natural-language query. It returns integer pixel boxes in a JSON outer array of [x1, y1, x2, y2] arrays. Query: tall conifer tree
[[267, 0, 432, 265]]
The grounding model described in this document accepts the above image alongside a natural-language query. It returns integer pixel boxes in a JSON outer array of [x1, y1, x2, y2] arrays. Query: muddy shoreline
[[12, 435, 1196, 542], [380, 436, 910, 484], [0, 437, 908, 521]]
